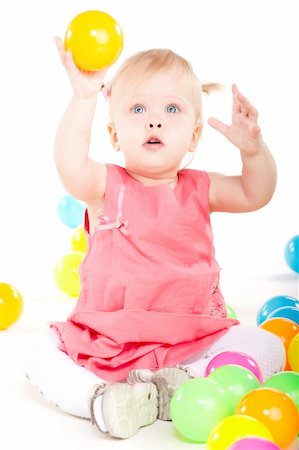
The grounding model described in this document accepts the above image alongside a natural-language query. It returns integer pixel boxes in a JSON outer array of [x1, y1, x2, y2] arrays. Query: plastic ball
[[71, 226, 87, 253], [57, 195, 85, 228], [170, 377, 233, 442], [257, 295, 299, 326], [226, 303, 238, 319], [288, 333, 299, 372], [54, 252, 85, 298], [205, 351, 263, 383], [0, 283, 23, 329], [64, 10, 124, 71], [263, 371, 299, 411], [236, 387, 299, 448], [207, 414, 274, 450], [284, 234, 299, 273], [227, 437, 280, 450], [267, 306, 299, 325], [259, 317, 298, 370], [207, 364, 260, 411]]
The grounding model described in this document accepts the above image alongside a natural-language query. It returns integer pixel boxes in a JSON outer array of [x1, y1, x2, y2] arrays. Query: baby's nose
[[146, 119, 162, 129]]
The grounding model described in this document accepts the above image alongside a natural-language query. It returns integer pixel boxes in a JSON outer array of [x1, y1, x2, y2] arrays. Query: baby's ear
[[189, 122, 202, 152], [107, 122, 120, 151], [101, 82, 112, 101]]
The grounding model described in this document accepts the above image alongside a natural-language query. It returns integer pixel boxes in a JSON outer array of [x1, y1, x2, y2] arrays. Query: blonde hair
[[106, 49, 221, 122]]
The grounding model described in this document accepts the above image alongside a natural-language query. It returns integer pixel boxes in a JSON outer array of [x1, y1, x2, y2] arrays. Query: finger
[[232, 84, 241, 114], [232, 83, 239, 95], [247, 106, 258, 121], [237, 92, 253, 111], [54, 36, 64, 54], [250, 125, 261, 139], [54, 35, 63, 47], [54, 36, 66, 66], [237, 92, 258, 121], [208, 117, 229, 136], [65, 51, 80, 77], [238, 102, 258, 121]]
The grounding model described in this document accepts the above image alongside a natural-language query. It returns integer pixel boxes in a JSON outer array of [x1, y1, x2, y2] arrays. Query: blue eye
[[132, 105, 145, 114], [166, 104, 179, 113]]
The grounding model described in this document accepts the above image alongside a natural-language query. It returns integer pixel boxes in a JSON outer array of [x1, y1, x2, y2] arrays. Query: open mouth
[[143, 135, 164, 150]]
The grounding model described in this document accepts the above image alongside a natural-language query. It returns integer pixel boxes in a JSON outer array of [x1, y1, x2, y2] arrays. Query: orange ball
[[236, 387, 299, 448], [260, 317, 299, 370]]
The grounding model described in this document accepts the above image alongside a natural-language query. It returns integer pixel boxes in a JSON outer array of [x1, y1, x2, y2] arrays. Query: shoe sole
[[152, 368, 190, 420], [102, 382, 158, 438]]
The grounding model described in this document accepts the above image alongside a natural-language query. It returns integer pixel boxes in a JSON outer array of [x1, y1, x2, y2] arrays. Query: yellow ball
[[64, 10, 124, 71], [0, 282, 23, 329], [207, 414, 274, 450], [71, 226, 87, 253], [288, 332, 299, 372], [54, 252, 85, 298]]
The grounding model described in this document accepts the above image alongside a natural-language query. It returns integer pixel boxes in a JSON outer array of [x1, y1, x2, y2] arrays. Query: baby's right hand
[[55, 36, 107, 99]]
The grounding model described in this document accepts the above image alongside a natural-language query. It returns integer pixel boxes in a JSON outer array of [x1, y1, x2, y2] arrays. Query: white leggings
[[22, 325, 285, 419]]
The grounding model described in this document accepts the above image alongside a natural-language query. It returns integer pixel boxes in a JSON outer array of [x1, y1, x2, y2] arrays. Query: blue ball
[[284, 235, 299, 273], [256, 295, 299, 325], [57, 195, 85, 228], [267, 306, 299, 325]]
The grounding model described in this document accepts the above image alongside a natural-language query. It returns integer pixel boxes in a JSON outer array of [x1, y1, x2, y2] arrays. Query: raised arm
[[54, 37, 107, 203], [208, 84, 277, 213]]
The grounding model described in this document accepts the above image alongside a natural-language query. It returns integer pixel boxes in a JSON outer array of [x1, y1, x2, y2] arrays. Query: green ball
[[262, 371, 299, 412], [208, 364, 260, 411], [226, 303, 238, 319], [170, 377, 233, 442]]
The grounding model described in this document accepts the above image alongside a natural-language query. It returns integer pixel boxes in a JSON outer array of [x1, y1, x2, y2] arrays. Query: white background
[[0, 0, 298, 302], [0, 2, 298, 449]]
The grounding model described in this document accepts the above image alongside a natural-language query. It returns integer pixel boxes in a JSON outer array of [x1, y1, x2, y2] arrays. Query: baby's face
[[108, 68, 201, 177]]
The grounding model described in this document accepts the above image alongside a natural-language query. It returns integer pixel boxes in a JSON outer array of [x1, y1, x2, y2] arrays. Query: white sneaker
[[90, 382, 158, 439], [128, 367, 192, 420]]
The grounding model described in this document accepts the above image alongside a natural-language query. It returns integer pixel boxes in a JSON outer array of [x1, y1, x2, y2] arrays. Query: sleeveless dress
[[51, 164, 238, 381]]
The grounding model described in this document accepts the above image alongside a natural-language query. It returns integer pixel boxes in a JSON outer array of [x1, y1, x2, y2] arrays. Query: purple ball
[[228, 437, 280, 450], [205, 351, 263, 382]]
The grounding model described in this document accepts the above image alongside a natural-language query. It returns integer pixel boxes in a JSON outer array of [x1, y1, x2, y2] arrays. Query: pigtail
[[201, 82, 224, 95]]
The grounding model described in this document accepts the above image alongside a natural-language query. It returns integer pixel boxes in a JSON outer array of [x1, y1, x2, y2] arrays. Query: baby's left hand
[[208, 84, 264, 155]]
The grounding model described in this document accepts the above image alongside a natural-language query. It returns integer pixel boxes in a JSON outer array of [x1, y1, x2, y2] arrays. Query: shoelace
[[89, 383, 113, 438]]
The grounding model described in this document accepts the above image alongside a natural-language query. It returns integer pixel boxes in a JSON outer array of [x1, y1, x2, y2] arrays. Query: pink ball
[[228, 437, 280, 450], [204, 351, 263, 382]]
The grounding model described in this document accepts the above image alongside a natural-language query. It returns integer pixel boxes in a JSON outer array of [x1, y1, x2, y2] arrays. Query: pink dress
[[51, 164, 238, 381]]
